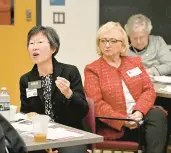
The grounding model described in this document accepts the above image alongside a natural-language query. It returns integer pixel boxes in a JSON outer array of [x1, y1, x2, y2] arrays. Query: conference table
[[17, 82, 170, 152], [20, 122, 103, 151]]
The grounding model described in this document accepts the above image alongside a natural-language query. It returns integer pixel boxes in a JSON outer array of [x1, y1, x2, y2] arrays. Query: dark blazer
[[20, 58, 89, 130], [0, 125, 5, 153], [0, 114, 27, 153]]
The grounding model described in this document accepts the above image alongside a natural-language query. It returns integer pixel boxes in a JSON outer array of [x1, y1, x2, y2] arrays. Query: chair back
[[84, 97, 97, 152], [84, 97, 96, 133], [84, 97, 141, 153]]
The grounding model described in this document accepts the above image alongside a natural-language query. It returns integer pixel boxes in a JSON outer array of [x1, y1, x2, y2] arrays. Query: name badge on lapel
[[26, 88, 37, 98], [126, 67, 142, 77], [26, 80, 41, 98], [28, 80, 41, 89]]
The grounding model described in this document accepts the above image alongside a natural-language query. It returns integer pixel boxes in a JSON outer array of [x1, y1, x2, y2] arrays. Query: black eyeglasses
[[99, 38, 122, 45]]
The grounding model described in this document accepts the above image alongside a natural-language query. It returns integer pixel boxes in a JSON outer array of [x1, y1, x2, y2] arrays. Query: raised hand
[[55, 77, 73, 99]]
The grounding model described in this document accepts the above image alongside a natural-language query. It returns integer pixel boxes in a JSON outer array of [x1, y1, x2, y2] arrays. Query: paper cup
[[10, 105, 18, 121], [32, 114, 50, 142]]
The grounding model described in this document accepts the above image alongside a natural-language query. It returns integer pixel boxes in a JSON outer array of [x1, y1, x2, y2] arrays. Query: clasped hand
[[55, 77, 73, 99], [124, 111, 143, 129]]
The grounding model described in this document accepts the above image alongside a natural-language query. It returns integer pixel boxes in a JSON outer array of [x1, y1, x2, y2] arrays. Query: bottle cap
[[1, 87, 7, 91]]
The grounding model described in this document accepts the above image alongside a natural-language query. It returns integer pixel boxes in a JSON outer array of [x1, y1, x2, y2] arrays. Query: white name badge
[[26, 88, 38, 98], [126, 67, 142, 77]]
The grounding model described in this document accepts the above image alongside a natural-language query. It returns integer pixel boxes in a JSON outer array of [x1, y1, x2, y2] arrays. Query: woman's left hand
[[128, 111, 143, 122], [124, 121, 138, 129], [55, 76, 73, 99]]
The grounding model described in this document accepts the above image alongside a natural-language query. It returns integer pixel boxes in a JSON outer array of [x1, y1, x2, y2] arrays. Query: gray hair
[[27, 26, 60, 56], [125, 14, 153, 36], [96, 21, 129, 56]]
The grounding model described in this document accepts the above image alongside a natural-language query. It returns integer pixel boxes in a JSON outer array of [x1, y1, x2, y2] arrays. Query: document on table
[[154, 76, 171, 83], [12, 120, 55, 132], [47, 128, 85, 140], [159, 85, 171, 92], [12, 120, 85, 140]]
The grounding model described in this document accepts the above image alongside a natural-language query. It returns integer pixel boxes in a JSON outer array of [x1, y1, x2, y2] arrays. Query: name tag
[[126, 67, 142, 77], [28, 80, 41, 89], [26, 88, 38, 98]]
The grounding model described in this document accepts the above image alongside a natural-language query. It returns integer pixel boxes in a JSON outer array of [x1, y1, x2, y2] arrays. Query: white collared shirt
[[122, 80, 136, 115]]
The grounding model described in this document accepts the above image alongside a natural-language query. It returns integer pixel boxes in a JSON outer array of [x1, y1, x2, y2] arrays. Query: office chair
[[84, 97, 142, 153]]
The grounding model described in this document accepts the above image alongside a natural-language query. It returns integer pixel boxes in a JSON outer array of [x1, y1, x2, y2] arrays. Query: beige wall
[[41, 0, 99, 81]]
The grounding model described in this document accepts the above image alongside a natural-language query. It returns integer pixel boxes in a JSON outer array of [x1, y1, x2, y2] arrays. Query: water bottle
[[0, 87, 10, 120]]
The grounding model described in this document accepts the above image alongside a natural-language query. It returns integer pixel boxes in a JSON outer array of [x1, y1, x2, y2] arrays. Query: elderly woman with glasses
[[84, 21, 167, 153], [125, 14, 171, 77], [19, 26, 89, 153]]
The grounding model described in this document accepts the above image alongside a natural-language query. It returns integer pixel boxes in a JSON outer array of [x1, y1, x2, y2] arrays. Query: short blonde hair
[[125, 14, 153, 36], [96, 21, 129, 56]]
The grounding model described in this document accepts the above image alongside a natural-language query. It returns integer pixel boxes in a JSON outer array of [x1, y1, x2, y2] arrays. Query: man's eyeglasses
[[28, 40, 49, 46], [99, 38, 122, 45]]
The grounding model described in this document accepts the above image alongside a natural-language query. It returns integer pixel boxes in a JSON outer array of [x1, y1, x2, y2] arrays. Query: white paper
[[12, 118, 84, 140], [12, 120, 55, 132], [15, 126, 85, 140], [154, 76, 171, 83], [159, 85, 171, 92], [12, 122, 33, 132], [15, 113, 27, 121], [47, 128, 85, 140]]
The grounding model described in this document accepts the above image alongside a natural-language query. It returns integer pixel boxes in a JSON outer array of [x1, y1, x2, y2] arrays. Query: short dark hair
[[27, 26, 60, 56]]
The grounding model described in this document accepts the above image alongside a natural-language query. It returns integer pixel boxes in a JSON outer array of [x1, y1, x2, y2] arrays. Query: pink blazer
[[84, 56, 156, 139]]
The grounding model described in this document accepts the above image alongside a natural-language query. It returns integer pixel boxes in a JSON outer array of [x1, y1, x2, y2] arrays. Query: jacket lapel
[[51, 58, 64, 96], [28, 58, 64, 103], [29, 65, 44, 103]]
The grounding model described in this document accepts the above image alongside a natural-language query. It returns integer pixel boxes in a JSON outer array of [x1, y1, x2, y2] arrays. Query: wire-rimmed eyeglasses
[[28, 40, 49, 46], [99, 38, 122, 45]]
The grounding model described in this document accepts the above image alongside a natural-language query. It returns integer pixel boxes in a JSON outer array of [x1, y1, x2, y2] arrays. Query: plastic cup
[[10, 105, 18, 121], [32, 114, 50, 142]]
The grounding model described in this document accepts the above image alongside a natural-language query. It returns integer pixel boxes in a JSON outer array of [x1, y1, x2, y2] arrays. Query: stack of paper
[[47, 128, 85, 140], [159, 86, 171, 92], [154, 76, 171, 83], [12, 120, 55, 132], [12, 120, 84, 140]]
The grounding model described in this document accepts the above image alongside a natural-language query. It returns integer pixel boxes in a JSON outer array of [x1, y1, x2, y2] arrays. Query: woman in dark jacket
[[20, 26, 89, 153]]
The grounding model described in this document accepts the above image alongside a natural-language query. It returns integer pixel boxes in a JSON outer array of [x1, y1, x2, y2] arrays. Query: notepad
[[154, 76, 171, 83], [47, 128, 85, 140], [159, 86, 171, 92]]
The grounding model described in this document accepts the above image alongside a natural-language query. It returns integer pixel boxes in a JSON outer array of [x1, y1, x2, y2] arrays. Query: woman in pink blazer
[[84, 21, 167, 153]]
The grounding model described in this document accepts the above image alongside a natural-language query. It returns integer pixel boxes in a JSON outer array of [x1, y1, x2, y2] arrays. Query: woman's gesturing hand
[[55, 77, 73, 99]]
